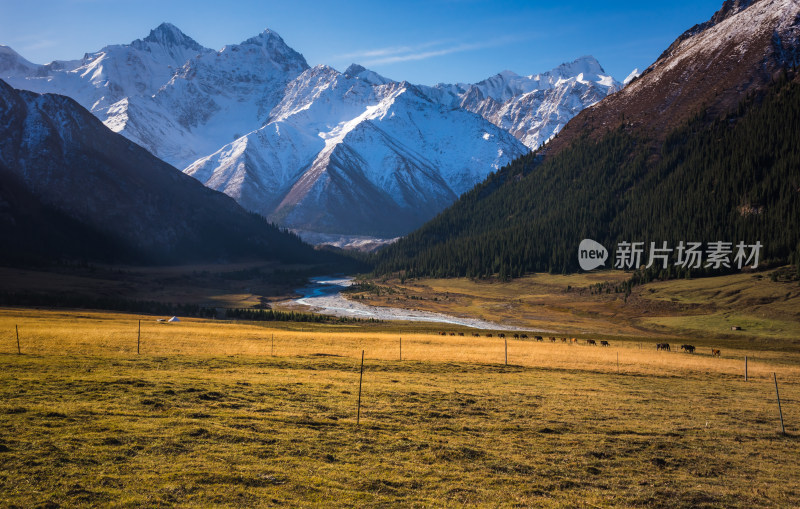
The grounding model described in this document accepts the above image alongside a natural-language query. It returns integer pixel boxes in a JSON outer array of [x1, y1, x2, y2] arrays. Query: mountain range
[[374, 0, 800, 278], [0, 25, 620, 238]]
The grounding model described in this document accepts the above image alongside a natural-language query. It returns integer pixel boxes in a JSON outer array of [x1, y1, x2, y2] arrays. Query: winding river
[[292, 276, 529, 331]]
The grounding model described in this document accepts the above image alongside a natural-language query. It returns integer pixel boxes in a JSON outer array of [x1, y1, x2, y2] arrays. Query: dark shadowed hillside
[[0, 79, 352, 268]]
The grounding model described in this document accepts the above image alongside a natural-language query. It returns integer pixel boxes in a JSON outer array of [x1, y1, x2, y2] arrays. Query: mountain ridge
[[1, 25, 617, 239]]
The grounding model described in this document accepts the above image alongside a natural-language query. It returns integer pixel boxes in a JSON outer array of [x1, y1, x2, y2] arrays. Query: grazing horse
[[472, 333, 480, 337], [498, 333, 506, 338], [521, 334, 528, 339], [550, 337, 557, 343], [600, 340, 610, 347], [680, 344, 695, 353], [711, 348, 721, 357], [513, 333, 520, 339], [572, 338, 579, 344], [458, 332, 464, 336], [535, 336, 543, 342], [657, 343, 671, 351], [486, 334, 493, 338], [450, 332, 456, 336], [586, 339, 597, 345], [561, 337, 568, 343], [439, 332, 446, 336]]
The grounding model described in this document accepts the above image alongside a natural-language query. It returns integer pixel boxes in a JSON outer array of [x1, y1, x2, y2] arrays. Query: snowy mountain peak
[[226, 29, 310, 70], [0, 45, 37, 73], [242, 28, 282, 46], [343, 63, 393, 85], [549, 55, 605, 80], [344, 63, 367, 74], [139, 22, 205, 52], [432, 55, 621, 150]]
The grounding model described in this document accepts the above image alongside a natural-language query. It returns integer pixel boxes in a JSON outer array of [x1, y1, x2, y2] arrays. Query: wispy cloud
[[335, 39, 457, 62], [337, 35, 528, 67]]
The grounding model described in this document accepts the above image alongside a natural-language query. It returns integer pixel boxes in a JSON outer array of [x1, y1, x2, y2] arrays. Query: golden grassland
[[1, 308, 799, 507], [350, 270, 800, 342]]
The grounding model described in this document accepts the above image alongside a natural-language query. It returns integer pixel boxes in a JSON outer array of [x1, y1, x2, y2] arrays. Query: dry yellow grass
[[3, 308, 798, 382], [1, 307, 799, 507]]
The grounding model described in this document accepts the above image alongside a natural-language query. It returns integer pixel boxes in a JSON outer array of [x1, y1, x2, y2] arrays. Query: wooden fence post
[[16, 325, 20, 355], [774, 373, 785, 435], [137, 320, 141, 354], [357, 350, 365, 425], [505, 338, 508, 366]]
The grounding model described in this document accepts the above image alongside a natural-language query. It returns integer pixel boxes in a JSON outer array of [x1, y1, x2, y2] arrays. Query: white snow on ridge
[[623, 68, 641, 86], [1, 23, 619, 237], [431, 55, 621, 150]]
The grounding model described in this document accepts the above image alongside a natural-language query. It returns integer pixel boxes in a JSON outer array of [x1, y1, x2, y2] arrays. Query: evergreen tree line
[[225, 307, 379, 324], [0, 291, 217, 318], [373, 71, 800, 280], [0, 291, 381, 324]]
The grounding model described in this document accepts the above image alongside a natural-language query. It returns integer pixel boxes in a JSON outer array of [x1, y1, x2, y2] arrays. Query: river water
[[292, 276, 533, 331]]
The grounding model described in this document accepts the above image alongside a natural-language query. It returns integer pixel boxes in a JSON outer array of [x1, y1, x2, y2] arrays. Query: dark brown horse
[[680, 344, 695, 353], [657, 343, 671, 351]]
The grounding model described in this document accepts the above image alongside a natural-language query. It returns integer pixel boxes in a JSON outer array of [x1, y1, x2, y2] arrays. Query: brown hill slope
[[546, 0, 800, 155]]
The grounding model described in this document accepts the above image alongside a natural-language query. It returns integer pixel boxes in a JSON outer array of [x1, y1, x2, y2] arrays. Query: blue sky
[[1, 0, 723, 85]]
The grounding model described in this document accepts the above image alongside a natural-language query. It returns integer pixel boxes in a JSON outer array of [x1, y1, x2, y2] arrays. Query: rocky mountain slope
[[1, 24, 620, 238], [545, 0, 800, 154], [0, 79, 333, 265]]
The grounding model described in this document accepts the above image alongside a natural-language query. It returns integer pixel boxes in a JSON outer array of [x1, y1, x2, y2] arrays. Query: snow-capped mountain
[[1, 23, 212, 123], [431, 56, 621, 149], [1, 23, 310, 170], [1, 24, 616, 238], [186, 65, 527, 236], [146, 29, 310, 167]]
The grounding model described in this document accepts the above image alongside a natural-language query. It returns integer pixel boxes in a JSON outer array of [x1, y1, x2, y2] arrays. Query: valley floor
[[0, 308, 798, 507], [342, 270, 800, 347]]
